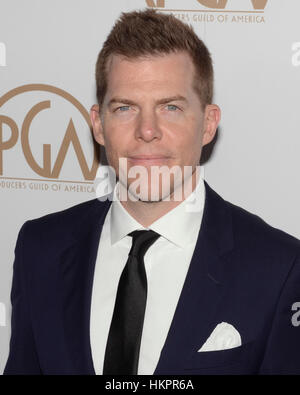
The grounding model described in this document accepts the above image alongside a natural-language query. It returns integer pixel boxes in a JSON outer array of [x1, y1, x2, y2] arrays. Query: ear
[[90, 104, 105, 146], [202, 104, 221, 146]]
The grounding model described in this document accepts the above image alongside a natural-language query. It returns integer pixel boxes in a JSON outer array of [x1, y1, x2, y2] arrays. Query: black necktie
[[103, 229, 160, 375]]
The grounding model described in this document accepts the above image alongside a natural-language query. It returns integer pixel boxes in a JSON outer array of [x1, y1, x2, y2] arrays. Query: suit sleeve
[[3, 221, 42, 375], [259, 252, 300, 375]]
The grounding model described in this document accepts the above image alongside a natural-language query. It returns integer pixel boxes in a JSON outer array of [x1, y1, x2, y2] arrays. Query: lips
[[128, 155, 170, 165], [129, 155, 169, 159]]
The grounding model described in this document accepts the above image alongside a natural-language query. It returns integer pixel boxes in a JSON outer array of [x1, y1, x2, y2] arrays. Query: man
[[4, 9, 300, 375]]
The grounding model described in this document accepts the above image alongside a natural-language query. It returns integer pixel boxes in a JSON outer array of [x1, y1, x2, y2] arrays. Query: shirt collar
[[110, 168, 205, 248]]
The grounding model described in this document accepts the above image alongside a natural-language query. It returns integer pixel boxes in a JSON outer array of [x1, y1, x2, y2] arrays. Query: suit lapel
[[59, 196, 112, 374], [154, 182, 235, 374]]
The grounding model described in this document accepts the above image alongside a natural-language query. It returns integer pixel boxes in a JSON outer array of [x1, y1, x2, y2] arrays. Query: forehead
[[105, 51, 196, 97]]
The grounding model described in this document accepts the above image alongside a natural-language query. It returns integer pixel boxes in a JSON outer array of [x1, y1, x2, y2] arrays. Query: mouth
[[128, 155, 171, 166]]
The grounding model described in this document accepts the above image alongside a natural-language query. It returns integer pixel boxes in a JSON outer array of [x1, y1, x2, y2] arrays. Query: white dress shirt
[[90, 170, 205, 375]]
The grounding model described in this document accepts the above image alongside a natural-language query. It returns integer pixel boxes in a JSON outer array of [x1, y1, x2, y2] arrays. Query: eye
[[115, 106, 130, 112], [166, 104, 179, 111]]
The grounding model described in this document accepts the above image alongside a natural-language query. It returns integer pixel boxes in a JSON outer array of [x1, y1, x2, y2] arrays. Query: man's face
[[91, 51, 220, 202]]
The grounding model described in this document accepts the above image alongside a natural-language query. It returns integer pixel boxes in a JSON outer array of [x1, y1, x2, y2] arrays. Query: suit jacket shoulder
[[21, 197, 111, 253], [224, 195, 300, 262]]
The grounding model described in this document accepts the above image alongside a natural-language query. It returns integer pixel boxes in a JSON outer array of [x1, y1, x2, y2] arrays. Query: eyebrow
[[108, 95, 188, 107]]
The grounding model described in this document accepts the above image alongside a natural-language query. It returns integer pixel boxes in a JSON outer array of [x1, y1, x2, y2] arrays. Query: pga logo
[[0, 43, 6, 67]]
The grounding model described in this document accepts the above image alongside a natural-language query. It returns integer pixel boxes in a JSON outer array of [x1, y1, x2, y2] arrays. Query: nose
[[135, 108, 162, 142]]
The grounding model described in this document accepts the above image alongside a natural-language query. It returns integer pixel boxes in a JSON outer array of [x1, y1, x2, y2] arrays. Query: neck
[[118, 168, 200, 228]]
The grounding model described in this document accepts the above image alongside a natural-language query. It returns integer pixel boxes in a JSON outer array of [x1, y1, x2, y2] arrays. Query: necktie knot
[[128, 230, 160, 258]]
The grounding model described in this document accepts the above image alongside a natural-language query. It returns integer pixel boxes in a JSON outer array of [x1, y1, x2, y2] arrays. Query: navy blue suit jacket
[[4, 182, 300, 375]]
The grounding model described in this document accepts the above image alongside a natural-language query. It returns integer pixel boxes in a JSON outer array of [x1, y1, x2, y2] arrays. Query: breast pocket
[[184, 341, 254, 373]]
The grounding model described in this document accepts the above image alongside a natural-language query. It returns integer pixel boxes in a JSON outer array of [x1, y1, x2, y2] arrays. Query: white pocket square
[[198, 322, 242, 352]]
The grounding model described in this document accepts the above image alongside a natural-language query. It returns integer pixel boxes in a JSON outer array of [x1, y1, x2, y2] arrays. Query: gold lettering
[[146, 0, 165, 7], [0, 115, 19, 175], [251, 0, 268, 9], [0, 84, 100, 181], [51, 119, 98, 180], [21, 101, 99, 180], [196, 0, 227, 8], [21, 101, 52, 178]]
